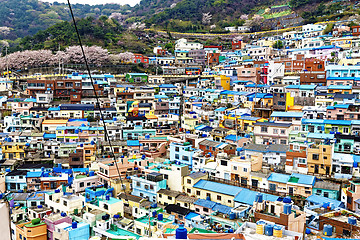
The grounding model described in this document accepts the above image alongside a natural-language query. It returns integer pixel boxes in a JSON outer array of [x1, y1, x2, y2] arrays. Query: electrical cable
[[66, 0, 129, 204]]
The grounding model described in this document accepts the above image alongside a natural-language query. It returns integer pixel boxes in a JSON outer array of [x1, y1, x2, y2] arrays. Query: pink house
[[44, 213, 72, 240]]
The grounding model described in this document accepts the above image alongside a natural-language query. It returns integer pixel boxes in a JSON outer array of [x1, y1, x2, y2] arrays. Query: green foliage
[[323, 23, 334, 34], [8, 17, 123, 53], [273, 40, 283, 49], [0, 0, 128, 40]]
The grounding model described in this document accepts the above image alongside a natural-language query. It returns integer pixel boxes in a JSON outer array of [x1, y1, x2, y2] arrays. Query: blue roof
[[127, 140, 140, 146], [285, 85, 317, 90], [324, 120, 352, 125], [239, 116, 261, 121], [291, 173, 316, 186], [307, 133, 335, 139], [193, 180, 242, 196], [155, 95, 169, 99], [26, 171, 44, 178], [215, 107, 227, 112], [327, 85, 352, 90], [195, 125, 213, 131], [185, 212, 200, 221], [225, 134, 243, 141], [159, 84, 177, 88], [306, 194, 344, 208], [194, 199, 217, 209], [212, 204, 233, 214], [327, 104, 349, 110], [271, 111, 303, 118], [302, 119, 325, 124], [43, 133, 56, 139], [234, 189, 279, 205], [267, 173, 290, 184]]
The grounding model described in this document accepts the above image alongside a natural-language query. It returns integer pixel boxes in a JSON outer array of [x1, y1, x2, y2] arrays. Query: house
[[131, 172, 167, 202], [157, 189, 183, 206], [307, 143, 333, 176], [198, 139, 236, 157], [191, 180, 242, 207], [312, 181, 340, 200], [5, 170, 28, 191], [244, 143, 289, 166], [254, 198, 306, 234], [267, 172, 315, 197], [125, 73, 148, 83], [253, 122, 292, 145], [169, 142, 201, 167], [164, 204, 191, 225], [16, 219, 47, 240]]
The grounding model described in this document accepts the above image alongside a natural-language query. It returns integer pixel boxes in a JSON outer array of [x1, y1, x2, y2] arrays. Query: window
[[233, 166, 237, 170], [312, 154, 319, 160], [175, 147, 179, 152], [175, 154, 179, 160], [243, 168, 247, 172], [217, 195, 221, 201], [168, 196, 172, 200], [63, 200, 67, 206], [196, 190, 200, 195], [280, 140, 287, 144], [203, 208, 209, 212], [220, 160, 227, 166], [343, 128, 349, 134], [261, 126, 268, 133], [187, 189, 191, 194], [80, 182, 84, 188], [273, 129, 278, 134], [104, 204, 108, 210]]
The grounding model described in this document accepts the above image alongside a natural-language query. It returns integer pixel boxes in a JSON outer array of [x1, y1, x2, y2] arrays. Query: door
[[269, 183, 276, 191], [224, 173, 230, 180], [315, 164, 319, 174], [289, 187, 294, 195], [252, 179, 259, 188], [326, 166, 330, 175]]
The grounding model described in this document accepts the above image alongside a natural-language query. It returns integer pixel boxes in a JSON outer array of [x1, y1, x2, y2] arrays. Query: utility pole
[[178, 83, 184, 134], [58, 44, 61, 75], [155, 53, 158, 76], [5, 46, 9, 81]]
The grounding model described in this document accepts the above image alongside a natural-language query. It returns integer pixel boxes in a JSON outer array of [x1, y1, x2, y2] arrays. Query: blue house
[[169, 142, 200, 167], [131, 172, 167, 202]]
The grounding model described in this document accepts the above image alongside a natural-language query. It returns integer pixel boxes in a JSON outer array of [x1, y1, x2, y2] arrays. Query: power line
[[66, 0, 129, 204]]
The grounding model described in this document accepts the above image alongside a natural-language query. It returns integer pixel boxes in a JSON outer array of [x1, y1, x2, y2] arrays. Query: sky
[[40, 0, 140, 7]]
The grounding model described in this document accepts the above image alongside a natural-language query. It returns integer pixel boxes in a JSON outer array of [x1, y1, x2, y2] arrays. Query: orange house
[[16, 219, 47, 240]]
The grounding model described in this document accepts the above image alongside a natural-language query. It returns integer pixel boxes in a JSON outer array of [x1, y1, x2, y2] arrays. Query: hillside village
[[2, 21, 360, 240]]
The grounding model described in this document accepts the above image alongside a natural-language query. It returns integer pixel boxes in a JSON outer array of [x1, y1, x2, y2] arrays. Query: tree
[[202, 12, 212, 25], [273, 40, 283, 49]]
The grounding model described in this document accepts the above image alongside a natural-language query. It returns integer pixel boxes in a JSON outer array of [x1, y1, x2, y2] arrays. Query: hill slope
[[0, 0, 129, 40]]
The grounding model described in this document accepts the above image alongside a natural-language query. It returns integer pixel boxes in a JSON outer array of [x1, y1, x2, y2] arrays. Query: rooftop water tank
[[175, 225, 187, 239], [323, 224, 333, 236], [283, 196, 291, 203], [349, 216, 357, 225], [158, 213, 163, 221], [265, 224, 273, 236], [72, 222, 77, 229]]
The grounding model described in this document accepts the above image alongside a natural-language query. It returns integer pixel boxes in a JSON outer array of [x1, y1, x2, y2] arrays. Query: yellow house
[[238, 116, 267, 132], [183, 116, 200, 132], [330, 37, 353, 49], [183, 172, 208, 196], [2, 142, 26, 159], [307, 144, 332, 176], [190, 179, 241, 207], [42, 119, 68, 132], [215, 75, 231, 90], [157, 189, 182, 206]]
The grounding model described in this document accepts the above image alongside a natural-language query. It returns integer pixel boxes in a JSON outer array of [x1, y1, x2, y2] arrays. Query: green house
[[312, 181, 340, 200], [125, 73, 148, 83]]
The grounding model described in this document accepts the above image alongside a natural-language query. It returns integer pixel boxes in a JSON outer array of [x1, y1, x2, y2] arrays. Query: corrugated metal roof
[[193, 180, 242, 196]]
